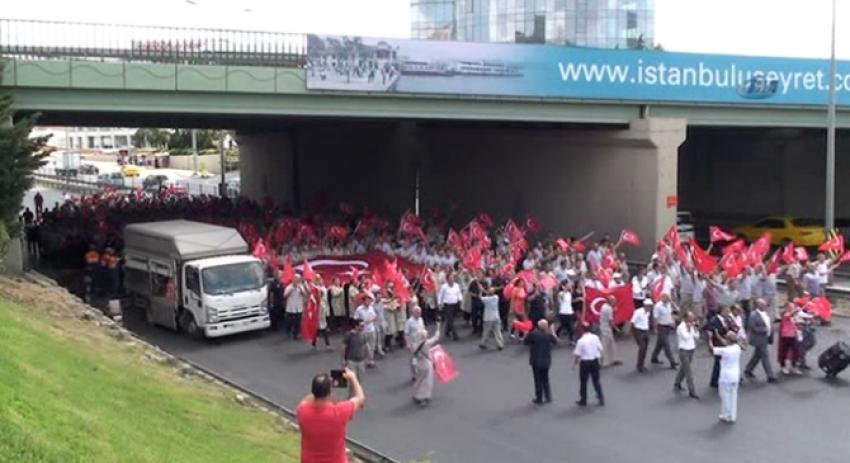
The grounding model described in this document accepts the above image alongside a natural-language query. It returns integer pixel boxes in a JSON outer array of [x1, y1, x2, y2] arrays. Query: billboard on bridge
[[305, 34, 850, 107]]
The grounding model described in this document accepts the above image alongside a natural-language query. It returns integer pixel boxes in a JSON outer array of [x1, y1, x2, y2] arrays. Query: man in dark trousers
[[574, 323, 605, 406], [525, 319, 558, 404]]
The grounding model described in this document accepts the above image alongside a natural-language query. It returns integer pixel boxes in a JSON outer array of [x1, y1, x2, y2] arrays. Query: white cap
[[643, 298, 654, 306]]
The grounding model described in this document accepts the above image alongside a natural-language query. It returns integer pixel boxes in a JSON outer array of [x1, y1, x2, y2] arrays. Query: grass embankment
[[0, 297, 299, 463]]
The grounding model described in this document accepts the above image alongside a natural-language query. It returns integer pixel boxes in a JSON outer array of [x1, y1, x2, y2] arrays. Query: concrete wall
[[679, 128, 850, 220], [238, 118, 685, 259], [167, 154, 222, 175]]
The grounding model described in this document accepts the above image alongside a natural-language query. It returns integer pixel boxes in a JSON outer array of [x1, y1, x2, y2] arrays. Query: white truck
[[53, 151, 81, 177], [123, 220, 270, 338]]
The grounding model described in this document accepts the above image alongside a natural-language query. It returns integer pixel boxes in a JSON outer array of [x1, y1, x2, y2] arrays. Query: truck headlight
[[206, 307, 219, 323], [258, 304, 268, 315]]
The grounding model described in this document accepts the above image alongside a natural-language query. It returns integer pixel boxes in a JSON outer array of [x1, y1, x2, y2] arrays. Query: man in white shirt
[[353, 293, 379, 367], [404, 305, 427, 381], [631, 269, 648, 309], [599, 296, 620, 367], [651, 294, 679, 369], [674, 312, 700, 399], [573, 324, 604, 406], [479, 283, 504, 350], [437, 273, 463, 341], [630, 299, 652, 372], [711, 331, 742, 423], [284, 274, 308, 340]]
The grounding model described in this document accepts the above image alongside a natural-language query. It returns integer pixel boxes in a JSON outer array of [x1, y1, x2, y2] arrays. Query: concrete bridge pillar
[[237, 130, 296, 210]]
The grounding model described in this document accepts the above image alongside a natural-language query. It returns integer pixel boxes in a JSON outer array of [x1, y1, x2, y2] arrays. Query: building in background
[[31, 126, 136, 151], [411, 0, 655, 48]]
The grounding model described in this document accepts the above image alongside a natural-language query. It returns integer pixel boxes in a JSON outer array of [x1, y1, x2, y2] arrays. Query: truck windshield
[[201, 262, 265, 295]]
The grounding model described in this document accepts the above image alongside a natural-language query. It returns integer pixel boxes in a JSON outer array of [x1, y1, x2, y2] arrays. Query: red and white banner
[[429, 344, 459, 384], [290, 251, 425, 285], [583, 285, 633, 325]]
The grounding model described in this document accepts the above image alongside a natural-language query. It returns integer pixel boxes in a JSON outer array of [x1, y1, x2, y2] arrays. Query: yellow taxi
[[733, 217, 826, 247], [121, 164, 142, 177]]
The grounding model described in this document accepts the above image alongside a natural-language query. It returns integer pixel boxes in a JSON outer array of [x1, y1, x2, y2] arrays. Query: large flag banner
[[300, 286, 321, 343], [429, 344, 459, 384], [293, 251, 426, 285], [583, 285, 633, 325]]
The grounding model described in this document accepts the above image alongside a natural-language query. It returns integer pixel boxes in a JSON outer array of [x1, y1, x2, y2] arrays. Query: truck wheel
[[179, 311, 202, 339]]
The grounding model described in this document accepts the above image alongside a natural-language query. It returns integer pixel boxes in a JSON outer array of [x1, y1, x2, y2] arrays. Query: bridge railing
[[0, 18, 307, 67]]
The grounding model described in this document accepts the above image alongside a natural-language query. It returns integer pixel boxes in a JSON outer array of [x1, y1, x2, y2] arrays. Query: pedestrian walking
[[525, 319, 558, 404], [674, 312, 700, 399], [710, 331, 742, 423], [573, 323, 604, 406]]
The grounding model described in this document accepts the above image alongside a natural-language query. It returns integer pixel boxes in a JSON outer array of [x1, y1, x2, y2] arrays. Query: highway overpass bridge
[[3, 19, 850, 258]]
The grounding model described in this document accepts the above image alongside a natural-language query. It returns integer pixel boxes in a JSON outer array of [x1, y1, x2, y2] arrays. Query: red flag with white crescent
[[709, 226, 735, 243], [583, 285, 633, 325], [619, 228, 641, 246], [795, 246, 809, 261], [429, 344, 459, 384], [300, 286, 320, 343]]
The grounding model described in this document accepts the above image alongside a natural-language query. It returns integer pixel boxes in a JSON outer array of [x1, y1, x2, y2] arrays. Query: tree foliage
[[132, 128, 170, 149], [0, 94, 48, 238]]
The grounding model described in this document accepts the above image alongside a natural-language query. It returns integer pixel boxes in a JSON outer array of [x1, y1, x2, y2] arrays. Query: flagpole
[[825, 0, 837, 231]]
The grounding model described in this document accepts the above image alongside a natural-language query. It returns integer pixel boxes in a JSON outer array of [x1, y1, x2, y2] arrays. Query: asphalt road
[[122, 309, 850, 463]]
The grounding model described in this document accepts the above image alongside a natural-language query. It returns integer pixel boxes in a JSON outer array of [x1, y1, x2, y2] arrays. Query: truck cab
[[123, 220, 270, 338]]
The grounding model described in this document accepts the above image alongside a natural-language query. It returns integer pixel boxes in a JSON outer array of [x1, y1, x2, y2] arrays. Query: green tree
[[132, 128, 170, 148], [167, 129, 217, 154], [0, 84, 49, 239]]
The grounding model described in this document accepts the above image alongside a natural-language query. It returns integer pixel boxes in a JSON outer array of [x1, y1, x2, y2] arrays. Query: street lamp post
[[825, 0, 837, 231]]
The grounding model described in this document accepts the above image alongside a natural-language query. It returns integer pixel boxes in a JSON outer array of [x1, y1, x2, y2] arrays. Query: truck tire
[[179, 310, 202, 339]]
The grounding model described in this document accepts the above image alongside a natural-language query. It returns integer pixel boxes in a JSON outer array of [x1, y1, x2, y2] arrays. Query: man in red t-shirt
[[296, 368, 366, 463]]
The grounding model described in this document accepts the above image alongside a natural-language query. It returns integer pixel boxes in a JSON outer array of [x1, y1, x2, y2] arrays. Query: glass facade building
[[411, 0, 655, 49]]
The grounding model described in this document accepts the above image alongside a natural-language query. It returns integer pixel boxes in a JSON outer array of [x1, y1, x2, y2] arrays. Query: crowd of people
[[22, 187, 845, 424]]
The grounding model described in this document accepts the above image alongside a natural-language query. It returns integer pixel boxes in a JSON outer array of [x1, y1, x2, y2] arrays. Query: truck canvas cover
[[124, 220, 248, 261]]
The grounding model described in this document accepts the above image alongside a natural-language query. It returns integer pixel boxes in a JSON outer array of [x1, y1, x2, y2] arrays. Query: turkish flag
[[819, 234, 845, 253], [584, 285, 633, 325], [477, 212, 494, 228], [664, 225, 680, 246], [766, 249, 782, 275], [420, 268, 437, 292], [300, 286, 320, 343], [555, 238, 570, 251], [691, 239, 717, 274], [401, 221, 427, 241], [446, 228, 464, 253], [597, 268, 613, 288], [723, 239, 746, 255], [506, 219, 525, 243], [650, 276, 665, 302], [795, 246, 809, 261], [721, 253, 745, 278], [525, 215, 542, 234], [302, 259, 316, 282], [462, 246, 482, 270], [539, 274, 558, 291], [809, 297, 833, 321], [782, 243, 796, 264], [709, 226, 736, 242], [753, 232, 772, 256], [674, 240, 689, 266], [429, 344, 459, 384], [281, 257, 295, 285], [840, 250, 850, 263], [619, 228, 641, 246], [252, 239, 267, 260]]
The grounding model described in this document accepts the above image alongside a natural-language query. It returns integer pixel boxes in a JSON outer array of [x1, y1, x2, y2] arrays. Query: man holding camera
[[296, 368, 366, 463]]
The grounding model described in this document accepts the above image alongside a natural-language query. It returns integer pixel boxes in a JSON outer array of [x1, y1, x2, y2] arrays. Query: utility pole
[[191, 129, 198, 176], [825, 0, 837, 231], [219, 133, 226, 197]]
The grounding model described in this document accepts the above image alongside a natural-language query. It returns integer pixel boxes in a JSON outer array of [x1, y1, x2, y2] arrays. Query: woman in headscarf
[[412, 322, 442, 407]]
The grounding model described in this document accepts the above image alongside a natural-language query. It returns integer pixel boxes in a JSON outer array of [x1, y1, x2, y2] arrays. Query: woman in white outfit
[[412, 323, 442, 407]]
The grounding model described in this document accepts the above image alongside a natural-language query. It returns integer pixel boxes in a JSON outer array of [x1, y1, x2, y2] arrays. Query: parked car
[[143, 174, 169, 191], [121, 164, 142, 178], [733, 216, 826, 247], [97, 172, 125, 186], [79, 164, 99, 176]]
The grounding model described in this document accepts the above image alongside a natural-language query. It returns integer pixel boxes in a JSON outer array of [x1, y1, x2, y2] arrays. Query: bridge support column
[[237, 130, 297, 210], [420, 117, 686, 260]]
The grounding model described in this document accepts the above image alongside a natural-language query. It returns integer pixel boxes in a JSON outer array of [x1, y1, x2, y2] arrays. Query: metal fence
[[0, 18, 307, 67], [34, 166, 240, 198]]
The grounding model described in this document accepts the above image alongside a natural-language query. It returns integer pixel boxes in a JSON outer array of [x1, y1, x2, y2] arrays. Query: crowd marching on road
[[20, 187, 849, 426]]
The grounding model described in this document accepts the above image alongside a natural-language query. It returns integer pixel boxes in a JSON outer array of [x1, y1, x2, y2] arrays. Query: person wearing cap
[[353, 292, 379, 368], [710, 331, 742, 423], [630, 299, 652, 372]]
